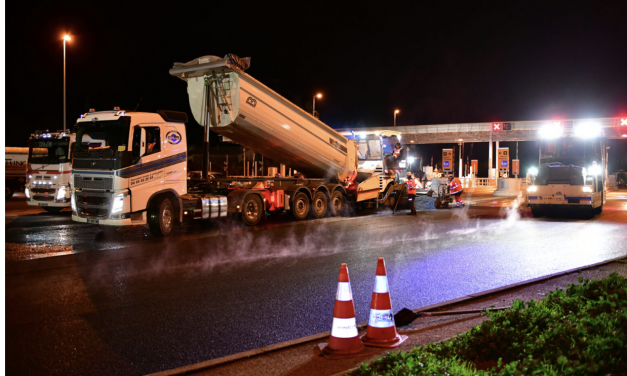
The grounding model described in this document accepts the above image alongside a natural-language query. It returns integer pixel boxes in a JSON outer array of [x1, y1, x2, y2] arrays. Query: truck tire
[[292, 192, 310, 220], [148, 196, 174, 236], [241, 194, 263, 226], [43, 207, 64, 214], [329, 191, 344, 217], [5, 184, 14, 199], [311, 191, 328, 219]]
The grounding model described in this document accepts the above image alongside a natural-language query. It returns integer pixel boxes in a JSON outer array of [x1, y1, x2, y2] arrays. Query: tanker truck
[[69, 55, 403, 236]]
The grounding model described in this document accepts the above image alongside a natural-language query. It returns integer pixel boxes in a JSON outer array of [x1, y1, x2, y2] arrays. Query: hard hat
[[406, 172, 412, 177]]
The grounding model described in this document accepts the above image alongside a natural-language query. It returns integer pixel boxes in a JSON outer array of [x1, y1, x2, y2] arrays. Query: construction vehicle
[[526, 121, 607, 217], [69, 55, 405, 236], [22, 130, 84, 212], [5, 147, 29, 199]]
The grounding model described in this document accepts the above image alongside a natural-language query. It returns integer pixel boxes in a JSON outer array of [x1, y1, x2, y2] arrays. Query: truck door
[[163, 125, 186, 190], [128, 125, 165, 207]]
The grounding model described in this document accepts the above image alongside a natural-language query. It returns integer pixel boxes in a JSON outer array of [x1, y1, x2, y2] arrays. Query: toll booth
[[498, 148, 510, 178], [442, 148, 453, 174]]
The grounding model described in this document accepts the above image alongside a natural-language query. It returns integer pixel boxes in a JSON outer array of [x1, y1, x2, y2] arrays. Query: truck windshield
[[540, 138, 603, 167], [74, 118, 131, 154], [28, 137, 71, 164]]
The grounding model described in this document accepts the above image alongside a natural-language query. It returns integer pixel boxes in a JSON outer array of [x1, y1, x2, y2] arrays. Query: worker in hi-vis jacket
[[406, 172, 417, 215], [448, 174, 464, 207]]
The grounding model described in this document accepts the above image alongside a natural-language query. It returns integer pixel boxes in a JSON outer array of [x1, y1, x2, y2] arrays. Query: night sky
[[5, 1, 627, 171]]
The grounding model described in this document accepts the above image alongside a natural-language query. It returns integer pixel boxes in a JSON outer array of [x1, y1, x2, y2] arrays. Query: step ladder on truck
[[69, 54, 411, 236]]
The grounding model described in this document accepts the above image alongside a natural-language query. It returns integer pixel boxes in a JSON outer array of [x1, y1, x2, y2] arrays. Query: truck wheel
[[594, 204, 603, 215], [5, 184, 14, 199], [241, 194, 263, 226], [311, 191, 328, 219], [292, 192, 310, 220], [329, 191, 344, 217], [43, 207, 64, 214], [148, 196, 174, 236]]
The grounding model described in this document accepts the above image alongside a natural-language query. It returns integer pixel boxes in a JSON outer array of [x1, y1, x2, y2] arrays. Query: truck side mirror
[[140, 128, 146, 157]]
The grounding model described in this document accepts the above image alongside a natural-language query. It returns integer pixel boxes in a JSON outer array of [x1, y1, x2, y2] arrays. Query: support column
[[488, 132, 493, 180], [495, 141, 500, 186], [458, 142, 463, 178]]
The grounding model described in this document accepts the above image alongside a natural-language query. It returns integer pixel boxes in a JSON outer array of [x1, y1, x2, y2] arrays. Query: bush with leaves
[[352, 273, 627, 376]]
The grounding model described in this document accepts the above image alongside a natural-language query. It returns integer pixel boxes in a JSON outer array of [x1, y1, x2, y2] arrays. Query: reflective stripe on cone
[[318, 263, 372, 359], [361, 257, 408, 348]]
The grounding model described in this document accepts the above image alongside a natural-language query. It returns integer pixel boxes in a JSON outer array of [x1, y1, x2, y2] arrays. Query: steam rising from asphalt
[[85, 190, 529, 284]]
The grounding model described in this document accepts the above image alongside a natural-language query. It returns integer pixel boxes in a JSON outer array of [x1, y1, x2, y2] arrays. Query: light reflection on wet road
[[5, 191, 627, 375]]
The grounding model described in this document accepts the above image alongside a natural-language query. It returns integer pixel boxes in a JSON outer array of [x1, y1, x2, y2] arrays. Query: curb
[[146, 255, 627, 376]]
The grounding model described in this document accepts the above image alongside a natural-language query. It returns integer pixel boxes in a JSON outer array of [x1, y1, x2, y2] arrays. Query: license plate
[[38, 203, 48, 206], [88, 219, 99, 224]]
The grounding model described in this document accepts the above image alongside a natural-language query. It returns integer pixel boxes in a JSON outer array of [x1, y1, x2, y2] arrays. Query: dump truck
[[69, 55, 406, 235]]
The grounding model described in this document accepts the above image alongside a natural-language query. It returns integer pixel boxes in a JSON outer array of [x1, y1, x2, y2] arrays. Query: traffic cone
[[361, 257, 408, 348], [318, 263, 372, 359]]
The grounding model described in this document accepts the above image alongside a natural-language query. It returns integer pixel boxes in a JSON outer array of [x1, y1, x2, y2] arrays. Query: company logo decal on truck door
[[166, 131, 182, 145], [246, 97, 257, 108]]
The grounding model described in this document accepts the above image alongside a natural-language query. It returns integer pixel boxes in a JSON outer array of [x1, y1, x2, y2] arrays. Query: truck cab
[[25, 130, 76, 213], [70, 109, 188, 234]]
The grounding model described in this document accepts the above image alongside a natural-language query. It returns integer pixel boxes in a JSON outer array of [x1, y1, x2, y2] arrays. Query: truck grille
[[75, 191, 111, 218], [33, 195, 55, 201], [74, 176, 113, 190], [31, 188, 56, 194]]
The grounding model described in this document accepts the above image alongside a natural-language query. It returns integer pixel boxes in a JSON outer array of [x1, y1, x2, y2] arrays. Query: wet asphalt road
[[5, 191, 627, 375]]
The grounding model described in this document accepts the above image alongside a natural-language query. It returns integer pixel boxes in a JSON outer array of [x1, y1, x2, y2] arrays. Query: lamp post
[[312, 93, 322, 117], [394, 109, 400, 127], [63, 34, 71, 131]]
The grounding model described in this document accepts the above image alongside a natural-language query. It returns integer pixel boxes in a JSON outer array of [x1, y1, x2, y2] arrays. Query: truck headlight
[[582, 186, 593, 193], [111, 192, 126, 214], [527, 186, 537, 193], [57, 186, 67, 200], [25, 187, 30, 199], [71, 192, 77, 212]]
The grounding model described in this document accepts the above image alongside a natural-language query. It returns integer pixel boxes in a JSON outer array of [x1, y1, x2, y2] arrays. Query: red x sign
[[492, 123, 502, 131], [621, 118, 627, 126]]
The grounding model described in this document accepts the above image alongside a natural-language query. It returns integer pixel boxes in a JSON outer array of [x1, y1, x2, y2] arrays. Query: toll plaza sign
[[442, 148, 453, 172], [498, 148, 510, 170]]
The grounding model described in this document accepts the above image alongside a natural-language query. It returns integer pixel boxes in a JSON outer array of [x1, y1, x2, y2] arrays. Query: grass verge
[[352, 273, 627, 376]]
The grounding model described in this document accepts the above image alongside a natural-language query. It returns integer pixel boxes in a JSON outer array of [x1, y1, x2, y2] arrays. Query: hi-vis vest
[[407, 179, 417, 195], [393, 147, 402, 157], [449, 177, 462, 194]]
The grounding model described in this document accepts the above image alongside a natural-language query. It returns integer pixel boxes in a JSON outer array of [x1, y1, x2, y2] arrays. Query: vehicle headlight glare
[[527, 186, 537, 193], [582, 186, 593, 193], [57, 186, 67, 200], [111, 193, 125, 214], [71, 192, 77, 212], [528, 167, 538, 176]]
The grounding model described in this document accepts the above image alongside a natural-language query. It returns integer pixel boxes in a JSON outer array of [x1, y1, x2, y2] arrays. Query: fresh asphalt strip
[[146, 254, 627, 376]]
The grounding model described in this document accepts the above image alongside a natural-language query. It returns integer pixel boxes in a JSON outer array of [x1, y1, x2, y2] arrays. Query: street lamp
[[312, 93, 322, 117], [63, 34, 71, 131], [394, 109, 400, 127]]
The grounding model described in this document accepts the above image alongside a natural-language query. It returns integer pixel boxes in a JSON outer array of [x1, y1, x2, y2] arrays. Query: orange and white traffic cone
[[318, 263, 372, 359], [361, 257, 408, 348]]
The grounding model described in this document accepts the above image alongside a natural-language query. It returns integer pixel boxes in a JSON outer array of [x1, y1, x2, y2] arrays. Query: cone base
[[317, 342, 373, 360], [361, 334, 408, 348]]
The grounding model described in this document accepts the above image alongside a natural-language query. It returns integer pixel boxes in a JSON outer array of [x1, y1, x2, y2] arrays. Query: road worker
[[406, 172, 417, 215], [448, 174, 464, 207], [393, 143, 402, 159]]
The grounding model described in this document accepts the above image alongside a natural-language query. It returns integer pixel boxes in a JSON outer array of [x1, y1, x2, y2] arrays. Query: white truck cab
[[71, 109, 188, 233], [25, 130, 76, 213]]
